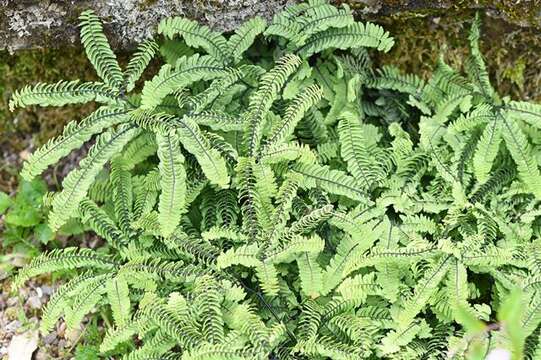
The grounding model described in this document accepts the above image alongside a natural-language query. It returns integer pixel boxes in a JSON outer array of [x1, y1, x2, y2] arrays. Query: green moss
[[0, 48, 97, 192], [373, 9, 541, 103]]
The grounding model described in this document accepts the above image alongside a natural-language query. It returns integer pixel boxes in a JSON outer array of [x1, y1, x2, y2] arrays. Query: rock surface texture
[[1, 0, 540, 52]]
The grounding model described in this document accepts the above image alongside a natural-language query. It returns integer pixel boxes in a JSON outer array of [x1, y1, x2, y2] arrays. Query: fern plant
[[10, 1, 541, 359]]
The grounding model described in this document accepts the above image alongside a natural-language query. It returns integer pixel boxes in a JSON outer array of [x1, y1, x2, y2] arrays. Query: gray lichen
[[0, 0, 290, 52], [0, 0, 540, 52]]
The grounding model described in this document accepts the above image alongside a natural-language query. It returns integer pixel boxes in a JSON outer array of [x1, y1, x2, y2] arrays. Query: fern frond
[[188, 111, 245, 132], [228, 17, 267, 64], [141, 54, 227, 109], [504, 101, 541, 129], [40, 272, 98, 333], [293, 163, 368, 202], [158, 17, 229, 63], [20, 106, 129, 180], [367, 66, 424, 97], [337, 111, 386, 190], [472, 116, 502, 184], [79, 199, 127, 248], [48, 125, 140, 231], [124, 38, 159, 92], [297, 252, 324, 299], [501, 115, 541, 198], [13, 248, 117, 289], [143, 301, 203, 349], [156, 132, 187, 238], [9, 80, 116, 111], [78, 10, 123, 89], [194, 276, 225, 344], [111, 158, 134, 235], [176, 116, 230, 188], [106, 275, 131, 327], [464, 13, 494, 100], [296, 22, 394, 58], [64, 273, 110, 330], [259, 141, 317, 165], [263, 84, 322, 151], [396, 255, 452, 330], [244, 54, 303, 157]]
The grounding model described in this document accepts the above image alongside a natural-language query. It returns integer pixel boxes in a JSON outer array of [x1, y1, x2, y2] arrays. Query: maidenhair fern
[[10, 1, 541, 359]]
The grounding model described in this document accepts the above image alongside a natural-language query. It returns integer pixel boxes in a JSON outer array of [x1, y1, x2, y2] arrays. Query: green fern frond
[[48, 125, 140, 231], [9, 80, 116, 111], [79, 199, 127, 248], [465, 13, 494, 100], [263, 84, 323, 152], [296, 22, 394, 58], [188, 111, 245, 132], [501, 116, 541, 198], [40, 272, 98, 333], [176, 116, 230, 188], [20, 106, 129, 180], [64, 273, 111, 330], [396, 255, 452, 330], [111, 158, 134, 235], [194, 276, 225, 344], [472, 116, 502, 184], [504, 100, 541, 129], [259, 142, 317, 165], [338, 111, 387, 190], [158, 17, 229, 63], [124, 38, 159, 92], [156, 132, 187, 238], [13, 248, 117, 289], [298, 252, 324, 299], [78, 10, 123, 89], [228, 17, 267, 64], [141, 54, 227, 109], [244, 54, 303, 157], [106, 275, 131, 327], [293, 163, 368, 202]]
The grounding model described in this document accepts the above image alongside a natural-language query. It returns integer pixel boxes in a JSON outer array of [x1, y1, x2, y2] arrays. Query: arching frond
[[9, 80, 116, 111], [141, 54, 227, 109], [20, 106, 129, 180], [49, 125, 140, 231], [228, 17, 267, 64], [79, 10, 123, 89], [244, 54, 303, 157], [124, 38, 159, 92], [156, 132, 187, 238], [295, 22, 394, 58], [158, 17, 229, 63]]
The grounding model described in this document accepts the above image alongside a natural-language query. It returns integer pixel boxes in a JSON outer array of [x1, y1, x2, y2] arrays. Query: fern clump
[[9, 1, 541, 359]]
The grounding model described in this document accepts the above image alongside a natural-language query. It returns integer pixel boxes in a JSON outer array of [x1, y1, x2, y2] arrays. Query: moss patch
[[0, 48, 97, 192], [374, 10, 541, 102]]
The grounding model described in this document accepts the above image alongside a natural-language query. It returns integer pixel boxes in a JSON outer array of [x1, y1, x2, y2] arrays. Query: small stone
[[18, 150, 31, 161], [33, 349, 49, 360], [40, 286, 54, 296], [486, 348, 512, 360], [65, 328, 82, 344], [25, 296, 41, 310], [56, 322, 66, 338], [5, 320, 21, 332], [42, 333, 56, 345], [57, 339, 66, 349]]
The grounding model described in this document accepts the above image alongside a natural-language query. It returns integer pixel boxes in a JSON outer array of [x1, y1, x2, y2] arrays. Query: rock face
[[1, 0, 540, 52], [0, 0, 290, 52]]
